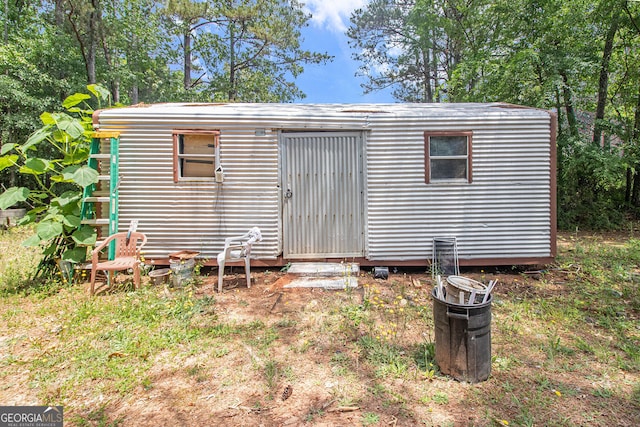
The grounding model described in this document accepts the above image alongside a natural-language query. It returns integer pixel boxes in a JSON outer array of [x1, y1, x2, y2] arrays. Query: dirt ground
[[2, 231, 639, 426], [98, 234, 638, 426]]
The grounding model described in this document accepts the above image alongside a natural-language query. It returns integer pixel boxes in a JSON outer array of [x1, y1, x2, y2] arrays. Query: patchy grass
[[0, 226, 639, 426]]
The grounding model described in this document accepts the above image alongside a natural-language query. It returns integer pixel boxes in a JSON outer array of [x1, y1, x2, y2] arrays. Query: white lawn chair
[[216, 227, 262, 292]]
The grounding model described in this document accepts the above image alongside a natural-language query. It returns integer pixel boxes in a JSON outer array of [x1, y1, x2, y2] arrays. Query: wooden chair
[[90, 231, 147, 296], [217, 227, 262, 292]]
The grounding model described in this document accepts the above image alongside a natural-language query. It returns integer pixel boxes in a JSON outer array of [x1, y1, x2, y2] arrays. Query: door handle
[[285, 189, 293, 199]]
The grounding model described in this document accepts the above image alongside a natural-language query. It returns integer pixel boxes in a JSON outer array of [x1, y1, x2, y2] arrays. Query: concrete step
[[283, 262, 359, 289], [287, 262, 359, 277], [283, 276, 358, 289]]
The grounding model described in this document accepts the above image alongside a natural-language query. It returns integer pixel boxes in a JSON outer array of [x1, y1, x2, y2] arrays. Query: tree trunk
[[1, 0, 9, 181], [555, 88, 563, 137], [593, 11, 620, 148], [634, 84, 640, 143], [111, 80, 119, 103], [626, 168, 632, 204], [632, 86, 640, 206], [131, 84, 139, 104], [561, 72, 578, 137], [3, 0, 8, 44], [183, 29, 191, 90], [86, 0, 100, 84], [633, 169, 640, 206], [431, 27, 440, 102], [54, 0, 65, 27], [228, 20, 236, 101], [96, 2, 119, 103], [422, 47, 432, 103]]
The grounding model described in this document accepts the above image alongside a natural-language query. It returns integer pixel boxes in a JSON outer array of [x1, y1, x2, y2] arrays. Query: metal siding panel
[[110, 127, 280, 260], [366, 114, 552, 261]]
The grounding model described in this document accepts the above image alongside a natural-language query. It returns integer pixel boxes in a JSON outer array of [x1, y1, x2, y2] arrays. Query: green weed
[[361, 412, 380, 425], [70, 406, 124, 427], [413, 341, 438, 378], [632, 382, 640, 406], [358, 336, 408, 378], [574, 336, 595, 354], [263, 359, 279, 389], [542, 334, 575, 360], [432, 391, 449, 405], [592, 387, 613, 398]]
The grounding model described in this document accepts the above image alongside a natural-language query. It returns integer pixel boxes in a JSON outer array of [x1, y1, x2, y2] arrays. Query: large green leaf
[[22, 233, 42, 247], [26, 206, 48, 216], [0, 143, 15, 155], [52, 129, 69, 143], [62, 93, 91, 109], [70, 166, 99, 187], [63, 214, 81, 228], [40, 111, 56, 125], [42, 210, 63, 222], [0, 155, 18, 172], [62, 149, 90, 165], [20, 157, 50, 175], [22, 127, 51, 151], [18, 214, 35, 226], [54, 113, 85, 139], [61, 165, 80, 181], [62, 246, 88, 263], [72, 225, 97, 246], [30, 192, 48, 200], [87, 84, 111, 101], [50, 174, 68, 183], [0, 187, 30, 210], [52, 190, 81, 207], [36, 220, 63, 240], [18, 207, 46, 225]]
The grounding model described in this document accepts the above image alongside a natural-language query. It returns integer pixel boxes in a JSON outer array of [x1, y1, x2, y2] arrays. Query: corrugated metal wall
[[95, 103, 553, 264], [366, 111, 553, 261], [97, 112, 282, 260]]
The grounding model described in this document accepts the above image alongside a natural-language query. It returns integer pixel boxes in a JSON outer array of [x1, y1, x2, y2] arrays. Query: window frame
[[172, 130, 220, 183], [424, 131, 473, 184]]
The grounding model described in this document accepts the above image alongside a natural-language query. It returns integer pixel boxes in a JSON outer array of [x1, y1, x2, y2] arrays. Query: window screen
[[173, 131, 219, 182], [424, 132, 472, 183]]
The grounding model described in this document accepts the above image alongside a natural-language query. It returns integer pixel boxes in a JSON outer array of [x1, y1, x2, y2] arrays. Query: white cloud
[[303, 0, 369, 33]]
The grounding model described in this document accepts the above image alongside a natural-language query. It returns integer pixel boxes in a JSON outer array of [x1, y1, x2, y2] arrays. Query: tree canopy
[[349, 0, 640, 229], [0, 1, 329, 132]]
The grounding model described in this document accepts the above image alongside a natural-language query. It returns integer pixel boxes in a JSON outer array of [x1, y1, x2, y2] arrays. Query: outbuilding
[[91, 102, 556, 267]]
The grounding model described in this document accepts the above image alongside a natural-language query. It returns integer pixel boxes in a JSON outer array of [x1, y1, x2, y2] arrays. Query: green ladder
[[81, 131, 120, 260]]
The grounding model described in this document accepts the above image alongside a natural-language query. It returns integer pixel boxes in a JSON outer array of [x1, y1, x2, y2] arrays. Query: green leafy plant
[[361, 412, 380, 425], [0, 85, 113, 278], [413, 341, 438, 379], [263, 359, 279, 390], [432, 391, 449, 405]]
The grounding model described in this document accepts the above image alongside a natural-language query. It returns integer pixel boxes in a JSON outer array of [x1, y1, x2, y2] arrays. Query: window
[[424, 131, 472, 183], [173, 130, 220, 182]]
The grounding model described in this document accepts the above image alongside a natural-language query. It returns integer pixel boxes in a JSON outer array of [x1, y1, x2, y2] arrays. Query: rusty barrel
[[431, 288, 492, 383]]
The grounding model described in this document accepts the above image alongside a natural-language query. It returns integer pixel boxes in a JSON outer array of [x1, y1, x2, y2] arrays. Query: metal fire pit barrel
[[431, 288, 492, 383]]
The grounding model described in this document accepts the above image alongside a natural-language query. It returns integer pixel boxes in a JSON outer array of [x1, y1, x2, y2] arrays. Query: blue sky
[[295, 1, 395, 103]]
